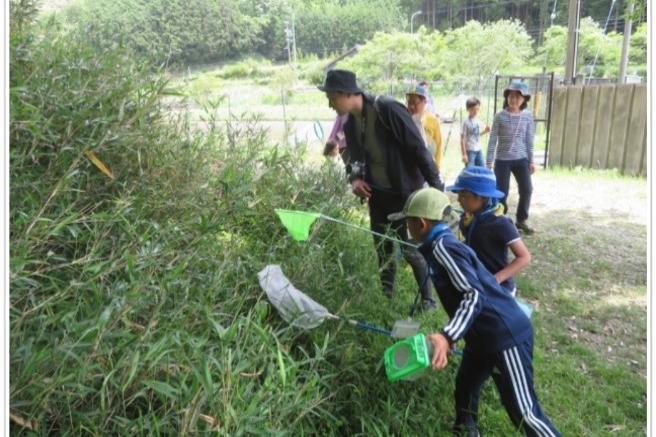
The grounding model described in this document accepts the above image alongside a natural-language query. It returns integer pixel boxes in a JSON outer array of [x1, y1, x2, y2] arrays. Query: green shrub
[[298, 54, 329, 86], [10, 8, 429, 435], [216, 57, 273, 79], [63, 0, 260, 66], [440, 19, 533, 91], [178, 72, 224, 98], [254, 76, 273, 86], [628, 22, 647, 79], [292, 0, 404, 57], [538, 18, 629, 78], [338, 20, 534, 94], [262, 92, 285, 105]]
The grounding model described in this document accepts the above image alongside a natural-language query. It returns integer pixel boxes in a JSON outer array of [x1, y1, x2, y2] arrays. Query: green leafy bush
[[292, 0, 404, 57], [339, 20, 533, 95], [297, 53, 328, 86], [537, 18, 625, 78], [536, 25, 567, 72], [216, 57, 274, 79], [339, 29, 442, 95], [64, 0, 260, 66], [629, 22, 647, 78], [440, 20, 533, 91], [12, 7, 451, 435]]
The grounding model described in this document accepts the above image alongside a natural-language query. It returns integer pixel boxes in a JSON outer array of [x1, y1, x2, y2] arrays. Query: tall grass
[[9, 8, 442, 435], [10, 7, 344, 434]]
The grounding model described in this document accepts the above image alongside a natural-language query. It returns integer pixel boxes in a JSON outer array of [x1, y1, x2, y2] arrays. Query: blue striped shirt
[[486, 109, 535, 165]]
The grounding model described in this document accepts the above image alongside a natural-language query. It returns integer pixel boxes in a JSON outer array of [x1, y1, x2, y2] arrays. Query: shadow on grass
[[515, 208, 646, 382]]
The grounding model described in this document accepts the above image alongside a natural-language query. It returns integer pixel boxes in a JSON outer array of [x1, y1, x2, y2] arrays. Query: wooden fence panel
[[641, 125, 647, 176], [548, 87, 568, 166], [576, 86, 599, 167], [561, 86, 583, 167], [607, 84, 635, 170], [547, 83, 645, 176], [590, 85, 616, 168], [623, 85, 647, 176]]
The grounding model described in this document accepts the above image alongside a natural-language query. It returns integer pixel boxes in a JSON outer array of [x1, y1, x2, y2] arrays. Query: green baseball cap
[[387, 188, 451, 221]]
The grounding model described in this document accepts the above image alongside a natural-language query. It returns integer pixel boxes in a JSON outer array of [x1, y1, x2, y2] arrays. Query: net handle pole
[[320, 215, 418, 248], [325, 314, 392, 336]]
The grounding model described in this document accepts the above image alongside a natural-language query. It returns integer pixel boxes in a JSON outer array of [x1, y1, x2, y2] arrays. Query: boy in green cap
[[388, 188, 561, 437]]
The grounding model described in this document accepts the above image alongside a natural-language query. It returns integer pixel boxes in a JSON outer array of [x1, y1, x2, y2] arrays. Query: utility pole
[[410, 10, 422, 34], [284, 21, 292, 64], [291, 13, 297, 65], [564, 0, 581, 84], [550, 0, 558, 27], [537, 0, 549, 47], [284, 18, 297, 66], [618, 1, 635, 83]]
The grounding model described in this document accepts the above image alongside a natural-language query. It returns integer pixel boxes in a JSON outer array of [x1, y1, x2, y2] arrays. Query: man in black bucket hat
[[318, 69, 363, 94], [319, 69, 443, 311]]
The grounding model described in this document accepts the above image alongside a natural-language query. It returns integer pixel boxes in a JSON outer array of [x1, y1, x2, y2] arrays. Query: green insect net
[[274, 209, 321, 241], [274, 208, 416, 247]]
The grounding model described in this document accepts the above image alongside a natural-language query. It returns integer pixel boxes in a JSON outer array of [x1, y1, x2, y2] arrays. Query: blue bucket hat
[[503, 80, 531, 101], [446, 166, 505, 198]]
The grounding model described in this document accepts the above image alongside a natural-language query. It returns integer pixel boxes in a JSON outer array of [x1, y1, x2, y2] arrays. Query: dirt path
[[504, 170, 648, 377], [530, 170, 648, 225]]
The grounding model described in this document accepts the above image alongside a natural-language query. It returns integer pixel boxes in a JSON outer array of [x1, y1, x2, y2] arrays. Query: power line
[[550, 0, 559, 27], [422, 0, 534, 15], [587, 0, 618, 79]]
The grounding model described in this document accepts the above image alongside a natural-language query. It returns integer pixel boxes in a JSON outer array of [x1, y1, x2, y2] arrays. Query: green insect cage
[[384, 333, 433, 382]]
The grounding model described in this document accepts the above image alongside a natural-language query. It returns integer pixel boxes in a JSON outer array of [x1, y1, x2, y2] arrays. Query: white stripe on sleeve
[[433, 240, 480, 341]]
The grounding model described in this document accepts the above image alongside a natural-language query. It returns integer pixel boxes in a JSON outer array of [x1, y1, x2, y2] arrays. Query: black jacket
[[343, 94, 443, 196]]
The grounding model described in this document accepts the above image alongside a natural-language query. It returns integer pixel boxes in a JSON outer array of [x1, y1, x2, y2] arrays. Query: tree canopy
[[56, 0, 646, 83]]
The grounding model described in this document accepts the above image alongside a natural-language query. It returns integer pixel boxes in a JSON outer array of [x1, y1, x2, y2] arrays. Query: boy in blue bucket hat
[[447, 166, 531, 297]]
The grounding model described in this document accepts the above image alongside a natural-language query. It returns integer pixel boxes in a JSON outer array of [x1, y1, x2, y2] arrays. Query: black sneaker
[[421, 300, 438, 312], [516, 221, 535, 235]]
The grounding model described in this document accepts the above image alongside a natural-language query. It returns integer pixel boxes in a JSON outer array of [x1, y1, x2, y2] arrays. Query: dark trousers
[[368, 190, 434, 303], [494, 158, 532, 222], [338, 147, 351, 166], [454, 337, 561, 437]]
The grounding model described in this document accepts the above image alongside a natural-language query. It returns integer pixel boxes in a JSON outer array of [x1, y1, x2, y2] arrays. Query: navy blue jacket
[[459, 209, 521, 294], [419, 224, 532, 354]]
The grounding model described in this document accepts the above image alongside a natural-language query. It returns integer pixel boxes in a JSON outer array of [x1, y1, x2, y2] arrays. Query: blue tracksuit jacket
[[418, 223, 532, 353]]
